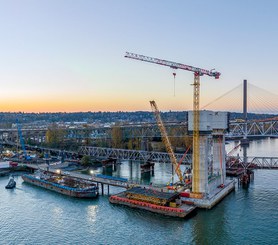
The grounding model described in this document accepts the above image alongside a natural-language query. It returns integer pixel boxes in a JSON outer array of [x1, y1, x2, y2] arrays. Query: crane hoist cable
[[173, 72, 176, 96]]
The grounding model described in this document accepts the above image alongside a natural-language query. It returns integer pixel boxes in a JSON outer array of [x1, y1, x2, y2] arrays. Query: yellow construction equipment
[[125, 52, 220, 193], [150, 100, 184, 183]]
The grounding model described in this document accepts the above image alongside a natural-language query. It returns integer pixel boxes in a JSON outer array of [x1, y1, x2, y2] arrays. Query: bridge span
[[24, 164, 131, 195], [1, 120, 278, 145], [80, 146, 278, 169], [1, 139, 277, 169], [228, 120, 278, 138], [79, 146, 192, 165], [226, 156, 278, 169]]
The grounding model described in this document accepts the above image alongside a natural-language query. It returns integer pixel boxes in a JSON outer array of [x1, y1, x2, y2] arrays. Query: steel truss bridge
[[1, 138, 277, 169], [228, 120, 278, 138], [80, 146, 278, 169], [1, 120, 278, 144], [79, 146, 192, 165], [69, 120, 278, 138], [226, 156, 278, 169]]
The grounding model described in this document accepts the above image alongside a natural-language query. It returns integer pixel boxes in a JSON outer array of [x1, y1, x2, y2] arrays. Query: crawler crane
[[149, 100, 184, 184]]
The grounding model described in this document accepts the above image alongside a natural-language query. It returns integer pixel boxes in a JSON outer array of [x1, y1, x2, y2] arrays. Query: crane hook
[[173, 73, 176, 97]]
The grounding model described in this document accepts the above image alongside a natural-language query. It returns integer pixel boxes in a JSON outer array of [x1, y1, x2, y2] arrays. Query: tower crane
[[125, 52, 220, 192], [149, 100, 184, 184]]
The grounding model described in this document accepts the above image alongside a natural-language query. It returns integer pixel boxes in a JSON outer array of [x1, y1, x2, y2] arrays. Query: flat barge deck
[[22, 172, 99, 198], [109, 186, 196, 218]]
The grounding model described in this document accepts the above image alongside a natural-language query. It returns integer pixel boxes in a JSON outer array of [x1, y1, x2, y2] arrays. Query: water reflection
[[226, 138, 278, 157], [0, 166, 277, 244], [52, 206, 64, 228], [86, 205, 98, 223]]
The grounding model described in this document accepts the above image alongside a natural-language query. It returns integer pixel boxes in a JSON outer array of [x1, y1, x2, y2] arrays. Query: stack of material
[[125, 187, 179, 206]]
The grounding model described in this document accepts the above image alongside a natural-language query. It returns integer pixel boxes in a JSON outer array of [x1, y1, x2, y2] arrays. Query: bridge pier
[[129, 160, 133, 179], [140, 138, 149, 151], [98, 183, 110, 196], [140, 161, 155, 175]]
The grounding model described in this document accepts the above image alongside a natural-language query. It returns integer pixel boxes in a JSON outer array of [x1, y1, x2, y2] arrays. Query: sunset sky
[[0, 1, 278, 113]]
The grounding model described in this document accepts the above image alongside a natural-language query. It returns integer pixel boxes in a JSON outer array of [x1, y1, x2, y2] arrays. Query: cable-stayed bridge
[[1, 81, 278, 141], [1, 82, 278, 157], [202, 82, 278, 115], [1, 81, 278, 169]]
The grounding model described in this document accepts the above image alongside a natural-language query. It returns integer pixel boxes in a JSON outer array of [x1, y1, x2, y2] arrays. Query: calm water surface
[[1, 138, 278, 245]]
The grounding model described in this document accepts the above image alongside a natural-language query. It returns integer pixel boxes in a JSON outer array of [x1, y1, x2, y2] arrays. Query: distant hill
[[0, 111, 276, 127]]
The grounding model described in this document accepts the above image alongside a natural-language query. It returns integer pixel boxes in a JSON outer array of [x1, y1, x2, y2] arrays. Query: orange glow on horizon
[[0, 90, 244, 113], [0, 98, 192, 113], [0, 89, 195, 112]]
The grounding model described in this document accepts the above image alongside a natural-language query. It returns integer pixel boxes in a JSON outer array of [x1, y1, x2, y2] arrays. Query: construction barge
[[109, 186, 196, 218], [22, 171, 99, 198]]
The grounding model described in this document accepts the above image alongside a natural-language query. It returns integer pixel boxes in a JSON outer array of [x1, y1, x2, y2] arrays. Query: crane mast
[[150, 100, 184, 183], [125, 52, 220, 193], [192, 74, 200, 191]]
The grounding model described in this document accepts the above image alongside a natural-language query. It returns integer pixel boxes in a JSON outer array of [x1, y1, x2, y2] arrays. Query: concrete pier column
[[129, 160, 133, 179], [212, 130, 226, 185], [140, 137, 148, 151], [192, 135, 209, 194]]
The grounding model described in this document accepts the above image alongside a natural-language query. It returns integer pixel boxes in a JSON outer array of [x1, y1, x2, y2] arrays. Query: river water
[[1, 138, 278, 245]]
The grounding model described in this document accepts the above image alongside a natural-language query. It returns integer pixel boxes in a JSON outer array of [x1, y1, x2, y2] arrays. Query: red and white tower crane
[[125, 52, 221, 193]]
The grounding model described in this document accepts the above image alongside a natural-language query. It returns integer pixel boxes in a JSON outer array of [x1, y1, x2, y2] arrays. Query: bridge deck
[[25, 164, 131, 188]]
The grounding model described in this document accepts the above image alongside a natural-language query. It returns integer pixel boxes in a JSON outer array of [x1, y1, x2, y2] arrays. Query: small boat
[[5, 177, 16, 189]]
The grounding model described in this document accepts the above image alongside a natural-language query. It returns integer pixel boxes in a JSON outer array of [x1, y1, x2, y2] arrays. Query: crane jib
[[125, 52, 220, 79]]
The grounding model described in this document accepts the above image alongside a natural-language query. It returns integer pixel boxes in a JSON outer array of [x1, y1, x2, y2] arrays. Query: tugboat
[[5, 176, 16, 189]]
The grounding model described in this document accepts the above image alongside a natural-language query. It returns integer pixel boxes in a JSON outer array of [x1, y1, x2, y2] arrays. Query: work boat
[[5, 176, 16, 189]]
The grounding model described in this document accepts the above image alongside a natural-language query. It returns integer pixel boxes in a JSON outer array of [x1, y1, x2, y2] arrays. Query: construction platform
[[180, 179, 236, 209], [109, 186, 196, 218]]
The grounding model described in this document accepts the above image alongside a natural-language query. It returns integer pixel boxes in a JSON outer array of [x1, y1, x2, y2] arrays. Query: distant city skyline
[[0, 1, 278, 112]]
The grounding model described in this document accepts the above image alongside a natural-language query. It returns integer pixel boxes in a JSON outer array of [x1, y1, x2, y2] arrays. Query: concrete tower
[[189, 111, 228, 195]]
